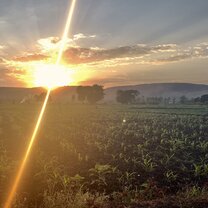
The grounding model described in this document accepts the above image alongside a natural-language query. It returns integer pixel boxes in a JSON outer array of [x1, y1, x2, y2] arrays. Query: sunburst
[[4, 0, 78, 207]]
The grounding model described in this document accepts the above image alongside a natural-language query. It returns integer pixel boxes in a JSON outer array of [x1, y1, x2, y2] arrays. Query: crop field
[[1, 103, 208, 207]]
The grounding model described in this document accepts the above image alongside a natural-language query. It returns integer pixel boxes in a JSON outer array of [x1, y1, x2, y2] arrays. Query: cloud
[[13, 53, 49, 62], [6, 33, 97, 64], [73, 33, 96, 40], [0, 67, 25, 87], [0, 45, 5, 50], [155, 54, 192, 63], [152, 43, 208, 64], [37, 33, 97, 53], [8, 40, 208, 67], [151, 44, 177, 52], [4, 34, 208, 81], [62, 44, 176, 65], [1, 39, 208, 87], [37, 37, 62, 52], [193, 43, 208, 57]]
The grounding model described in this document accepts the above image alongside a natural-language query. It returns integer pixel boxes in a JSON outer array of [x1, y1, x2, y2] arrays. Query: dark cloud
[[63, 44, 176, 64]]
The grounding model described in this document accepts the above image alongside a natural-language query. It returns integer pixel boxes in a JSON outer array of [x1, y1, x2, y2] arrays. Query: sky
[[0, 0, 208, 87]]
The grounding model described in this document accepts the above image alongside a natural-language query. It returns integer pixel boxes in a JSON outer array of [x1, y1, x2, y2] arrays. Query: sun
[[32, 63, 73, 89]]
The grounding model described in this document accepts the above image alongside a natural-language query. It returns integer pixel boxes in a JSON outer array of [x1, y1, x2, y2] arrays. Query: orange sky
[[0, 0, 208, 87]]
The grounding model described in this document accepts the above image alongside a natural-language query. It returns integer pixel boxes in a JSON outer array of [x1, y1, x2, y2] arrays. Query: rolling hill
[[0, 83, 208, 103], [104, 83, 208, 102]]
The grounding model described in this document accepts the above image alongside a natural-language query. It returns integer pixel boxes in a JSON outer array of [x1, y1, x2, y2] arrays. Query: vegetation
[[0, 103, 208, 207], [116, 90, 139, 104], [117, 93, 208, 105], [194, 94, 208, 104], [76, 85, 104, 104]]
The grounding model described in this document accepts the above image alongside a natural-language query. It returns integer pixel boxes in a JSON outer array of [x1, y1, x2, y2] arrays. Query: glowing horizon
[[33, 63, 74, 89], [4, 0, 77, 207], [1, 1, 208, 87]]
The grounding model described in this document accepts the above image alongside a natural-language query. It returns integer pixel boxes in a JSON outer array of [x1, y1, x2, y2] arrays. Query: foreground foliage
[[0, 104, 208, 207]]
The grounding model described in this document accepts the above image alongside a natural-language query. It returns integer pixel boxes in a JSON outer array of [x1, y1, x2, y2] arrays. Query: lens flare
[[3, 89, 51, 208], [56, 0, 77, 66], [4, 0, 77, 207]]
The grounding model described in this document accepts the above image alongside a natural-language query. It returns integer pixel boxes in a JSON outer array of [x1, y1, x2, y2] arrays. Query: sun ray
[[4, 0, 77, 207], [3, 89, 51, 208], [56, 0, 77, 66]]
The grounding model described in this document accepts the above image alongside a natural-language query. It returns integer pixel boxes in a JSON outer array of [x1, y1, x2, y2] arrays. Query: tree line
[[115, 90, 208, 105], [30, 87, 208, 105], [76, 85, 104, 104]]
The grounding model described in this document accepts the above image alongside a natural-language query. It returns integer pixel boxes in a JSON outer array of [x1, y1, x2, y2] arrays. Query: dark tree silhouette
[[87, 85, 104, 104], [179, 95, 188, 104], [116, 90, 139, 104], [200, 94, 208, 103], [146, 97, 164, 105], [194, 97, 201, 103], [76, 86, 88, 103], [76, 85, 104, 104]]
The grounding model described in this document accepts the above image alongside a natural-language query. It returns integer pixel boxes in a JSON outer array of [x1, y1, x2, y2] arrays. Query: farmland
[[1, 103, 208, 207]]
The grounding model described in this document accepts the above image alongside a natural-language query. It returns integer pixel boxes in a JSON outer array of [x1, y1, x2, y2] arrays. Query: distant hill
[[104, 83, 208, 102], [0, 83, 208, 103]]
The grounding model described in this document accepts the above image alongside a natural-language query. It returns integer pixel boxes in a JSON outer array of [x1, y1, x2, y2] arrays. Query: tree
[[87, 85, 104, 104], [116, 90, 139, 104], [193, 97, 201, 103], [200, 94, 208, 103], [76, 85, 104, 104], [76, 86, 88, 103], [179, 95, 188, 104], [146, 97, 163, 105], [163, 97, 171, 105], [172, 97, 176, 105]]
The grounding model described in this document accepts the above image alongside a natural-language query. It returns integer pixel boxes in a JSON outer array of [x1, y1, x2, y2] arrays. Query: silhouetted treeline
[[116, 90, 139, 104], [194, 94, 208, 104], [115, 90, 208, 105], [76, 85, 104, 104]]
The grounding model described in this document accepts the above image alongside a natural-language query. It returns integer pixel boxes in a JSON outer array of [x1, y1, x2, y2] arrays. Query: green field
[[1, 103, 208, 207]]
